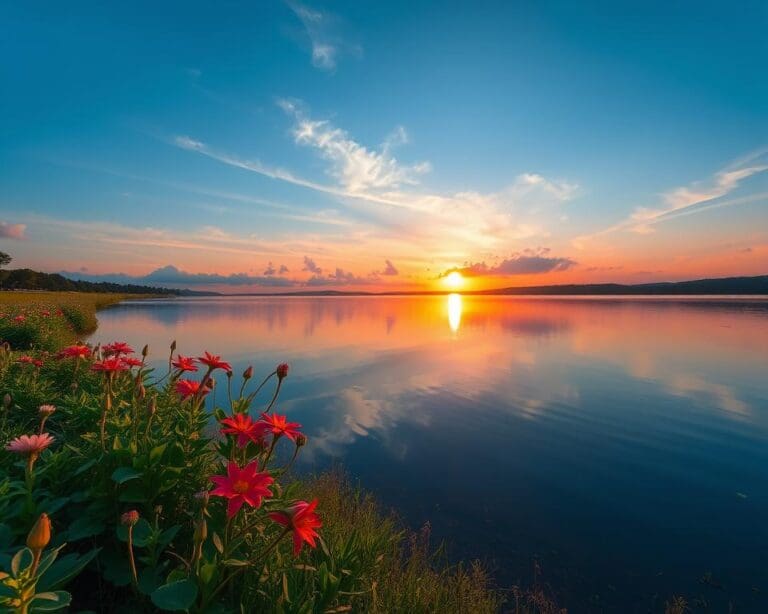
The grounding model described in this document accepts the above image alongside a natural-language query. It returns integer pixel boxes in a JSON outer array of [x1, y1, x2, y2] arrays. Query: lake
[[90, 295, 768, 612]]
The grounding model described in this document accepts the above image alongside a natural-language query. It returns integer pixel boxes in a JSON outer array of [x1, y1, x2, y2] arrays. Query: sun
[[444, 271, 465, 289]]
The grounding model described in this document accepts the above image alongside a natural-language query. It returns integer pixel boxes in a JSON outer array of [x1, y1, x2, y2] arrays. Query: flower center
[[233, 480, 249, 494]]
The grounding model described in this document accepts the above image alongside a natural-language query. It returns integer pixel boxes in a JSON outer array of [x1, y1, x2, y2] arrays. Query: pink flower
[[210, 461, 274, 518], [171, 355, 198, 372], [220, 414, 270, 448], [6, 433, 54, 456], [259, 412, 302, 443], [268, 500, 322, 556], [198, 352, 231, 372]]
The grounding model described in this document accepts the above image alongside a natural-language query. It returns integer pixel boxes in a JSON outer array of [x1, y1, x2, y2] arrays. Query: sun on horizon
[[443, 271, 465, 290]]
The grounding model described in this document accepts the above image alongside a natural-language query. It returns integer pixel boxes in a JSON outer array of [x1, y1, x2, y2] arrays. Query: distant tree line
[[0, 268, 180, 295]]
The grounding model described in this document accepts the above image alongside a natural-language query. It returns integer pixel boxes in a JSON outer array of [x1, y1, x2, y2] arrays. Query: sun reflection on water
[[447, 293, 462, 333]]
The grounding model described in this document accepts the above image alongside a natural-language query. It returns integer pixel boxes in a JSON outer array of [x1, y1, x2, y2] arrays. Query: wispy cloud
[[0, 221, 26, 239], [381, 259, 398, 276], [281, 99, 431, 192], [172, 100, 578, 267], [286, 1, 358, 71], [576, 149, 768, 246]]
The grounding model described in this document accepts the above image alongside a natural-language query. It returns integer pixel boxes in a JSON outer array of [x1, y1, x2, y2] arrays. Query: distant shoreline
[[211, 274, 768, 297]]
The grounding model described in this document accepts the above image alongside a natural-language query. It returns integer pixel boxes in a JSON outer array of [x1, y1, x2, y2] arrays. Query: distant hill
[[478, 274, 768, 296], [233, 274, 768, 297], [0, 268, 190, 295]]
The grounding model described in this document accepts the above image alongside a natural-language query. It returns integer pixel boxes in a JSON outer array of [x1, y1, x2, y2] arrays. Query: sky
[[1, 0, 767, 293]]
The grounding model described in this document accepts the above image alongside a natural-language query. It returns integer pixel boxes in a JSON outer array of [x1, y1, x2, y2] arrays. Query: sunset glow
[[0, 3, 765, 293], [443, 271, 465, 290]]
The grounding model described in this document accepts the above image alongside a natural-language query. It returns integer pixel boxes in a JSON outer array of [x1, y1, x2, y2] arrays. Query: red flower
[[210, 461, 274, 518], [17, 356, 35, 365], [103, 342, 134, 356], [92, 357, 129, 374], [276, 363, 289, 380], [259, 412, 302, 442], [13, 315, 26, 324], [175, 379, 210, 400], [121, 510, 140, 527], [40, 310, 51, 317], [172, 355, 198, 372], [268, 500, 322, 556], [198, 352, 231, 372], [220, 414, 270, 448], [60, 344, 91, 359], [120, 357, 144, 368]]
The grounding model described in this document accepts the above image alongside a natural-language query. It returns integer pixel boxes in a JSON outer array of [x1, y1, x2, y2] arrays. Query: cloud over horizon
[[442, 248, 577, 278], [0, 222, 26, 240]]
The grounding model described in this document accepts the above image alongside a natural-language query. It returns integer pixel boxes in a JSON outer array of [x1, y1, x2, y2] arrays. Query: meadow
[[0, 293, 510, 613]]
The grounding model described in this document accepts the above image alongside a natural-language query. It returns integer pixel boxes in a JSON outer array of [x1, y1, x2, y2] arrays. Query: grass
[[0, 291, 156, 350]]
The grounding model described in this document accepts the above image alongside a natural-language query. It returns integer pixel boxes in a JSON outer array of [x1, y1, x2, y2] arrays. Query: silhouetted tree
[[0, 252, 11, 268]]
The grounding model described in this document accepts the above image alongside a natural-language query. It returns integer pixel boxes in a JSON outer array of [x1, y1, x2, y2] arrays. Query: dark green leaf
[[111, 467, 142, 485], [151, 579, 198, 611]]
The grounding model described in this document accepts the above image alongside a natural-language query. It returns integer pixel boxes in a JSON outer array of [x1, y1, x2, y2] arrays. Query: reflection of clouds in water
[[667, 374, 749, 417], [625, 350, 750, 417], [305, 385, 431, 460]]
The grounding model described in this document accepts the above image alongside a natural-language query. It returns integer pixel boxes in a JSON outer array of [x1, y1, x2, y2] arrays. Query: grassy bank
[[0, 293, 508, 612], [0, 292, 151, 351]]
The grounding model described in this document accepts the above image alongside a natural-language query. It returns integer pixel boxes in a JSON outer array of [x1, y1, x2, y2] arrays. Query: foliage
[[0, 297, 506, 612], [0, 268, 182, 295]]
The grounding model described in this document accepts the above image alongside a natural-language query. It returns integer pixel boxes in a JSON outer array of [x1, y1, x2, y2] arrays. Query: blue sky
[[1, 1, 767, 291]]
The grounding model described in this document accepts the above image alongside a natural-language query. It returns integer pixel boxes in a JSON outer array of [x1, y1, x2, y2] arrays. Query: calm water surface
[[91, 295, 768, 612]]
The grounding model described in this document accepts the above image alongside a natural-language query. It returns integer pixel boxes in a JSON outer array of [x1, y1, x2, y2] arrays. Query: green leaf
[[64, 516, 105, 541], [212, 532, 224, 554], [151, 579, 198, 611], [116, 519, 152, 547], [221, 558, 248, 567], [111, 467, 142, 484], [73, 458, 98, 476], [149, 443, 168, 463], [157, 525, 181, 548], [38, 548, 100, 592], [29, 590, 71, 611], [11, 548, 32, 578], [199, 562, 216, 586]]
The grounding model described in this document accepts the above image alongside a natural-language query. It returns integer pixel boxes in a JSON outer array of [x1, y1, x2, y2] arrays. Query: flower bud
[[295, 433, 308, 448], [148, 397, 157, 416], [193, 517, 208, 542], [38, 404, 56, 417], [121, 510, 139, 527], [243, 365, 253, 380], [226, 369, 233, 379], [170, 340, 177, 352], [276, 362, 289, 380], [3, 394, 11, 409], [26, 513, 51, 551], [194, 490, 210, 507], [137, 384, 146, 401], [141, 344, 149, 358]]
